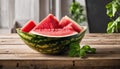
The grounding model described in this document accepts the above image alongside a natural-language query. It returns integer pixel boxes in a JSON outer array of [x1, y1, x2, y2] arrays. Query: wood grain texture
[[0, 33, 120, 68]]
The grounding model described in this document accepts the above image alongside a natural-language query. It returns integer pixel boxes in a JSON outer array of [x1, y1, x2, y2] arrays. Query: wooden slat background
[[0, 34, 120, 69]]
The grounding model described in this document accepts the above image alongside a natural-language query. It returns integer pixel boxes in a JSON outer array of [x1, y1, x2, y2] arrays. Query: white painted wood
[[76, 0, 86, 6], [0, 0, 40, 33], [0, 0, 1, 28], [31, 0, 39, 23], [55, 0, 61, 20], [0, 29, 10, 34], [61, 0, 72, 17], [0, 0, 9, 28], [8, 0, 15, 29], [0, 0, 15, 33], [15, 0, 32, 20], [0, 0, 40, 29], [39, 0, 49, 21], [15, 0, 39, 23], [49, 0, 52, 13]]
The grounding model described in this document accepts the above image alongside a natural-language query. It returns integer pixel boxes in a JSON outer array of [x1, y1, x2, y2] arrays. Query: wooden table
[[0, 34, 120, 69]]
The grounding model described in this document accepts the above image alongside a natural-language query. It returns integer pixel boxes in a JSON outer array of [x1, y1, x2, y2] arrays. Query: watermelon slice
[[29, 14, 83, 37], [31, 19, 78, 37], [21, 20, 36, 32], [59, 16, 82, 33], [31, 22, 77, 37], [63, 23, 74, 30], [32, 14, 59, 30]]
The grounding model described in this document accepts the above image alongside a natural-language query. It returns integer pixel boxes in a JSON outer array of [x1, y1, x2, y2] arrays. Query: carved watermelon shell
[[16, 26, 86, 54]]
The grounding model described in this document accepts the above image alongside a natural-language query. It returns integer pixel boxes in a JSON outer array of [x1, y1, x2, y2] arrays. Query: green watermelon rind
[[16, 26, 87, 54]]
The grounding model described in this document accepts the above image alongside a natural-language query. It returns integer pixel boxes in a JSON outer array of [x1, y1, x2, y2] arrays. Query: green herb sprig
[[68, 42, 96, 57]]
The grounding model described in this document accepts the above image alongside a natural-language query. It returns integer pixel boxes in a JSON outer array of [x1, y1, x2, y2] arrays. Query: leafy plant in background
[[69, 0, 86, 24], [106, 0, 120, 33]]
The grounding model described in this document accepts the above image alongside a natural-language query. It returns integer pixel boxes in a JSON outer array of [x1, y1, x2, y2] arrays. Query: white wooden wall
[[61, 0, 72, 17], [15, 0, 39, 27], [39, 0, 50, 21], [0, 0, 10, 28]]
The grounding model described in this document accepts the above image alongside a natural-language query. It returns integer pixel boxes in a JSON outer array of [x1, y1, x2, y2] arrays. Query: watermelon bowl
[[16, 14, 87, 54], [16, 26, 87, 55]]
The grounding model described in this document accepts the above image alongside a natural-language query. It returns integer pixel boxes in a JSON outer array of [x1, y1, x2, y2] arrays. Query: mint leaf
[[68, 42, 80, 57], [68, 43, 96, 57], [81, 45, 96, 54], [81, 45, 91, 51], [80, 49, 86, 57], [68, 49, 77, 57], [86, 48, 96, 54]]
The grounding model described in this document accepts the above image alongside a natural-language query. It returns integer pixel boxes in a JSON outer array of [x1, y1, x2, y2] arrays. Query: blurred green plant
[[69, 0, 86, 24], [106, 0, 120, 33]]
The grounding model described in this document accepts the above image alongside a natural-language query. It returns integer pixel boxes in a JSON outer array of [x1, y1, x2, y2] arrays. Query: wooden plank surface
[[0, 33, 120, 68], [0, 33, 120, 60], [0, 34, 120, 45]]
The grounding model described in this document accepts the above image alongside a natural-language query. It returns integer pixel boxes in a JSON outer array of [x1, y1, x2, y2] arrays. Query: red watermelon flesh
[[29, 14, 83, 37], [21, 20, 36, 32], [32, 14, 59, 30], [59, 16, 82, 33], [63, 23, 74, 30], [30, 19, 78, 37], [31, 20, 78, 37], [31, 29, 77, 37]]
